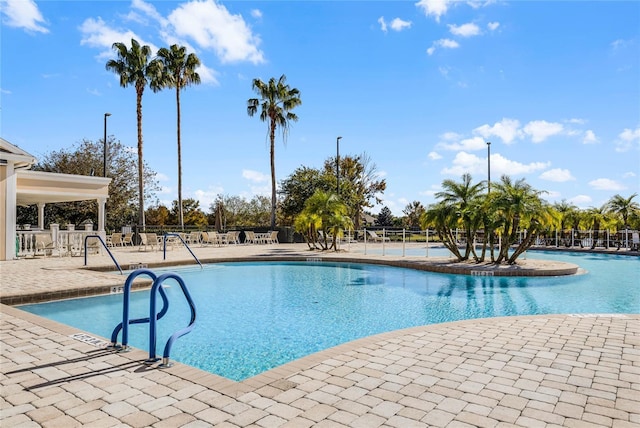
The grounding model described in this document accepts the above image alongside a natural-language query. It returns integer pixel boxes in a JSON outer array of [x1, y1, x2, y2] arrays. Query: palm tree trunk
[[136, 88, 145, 230], [269, 120, 277, 230], [176, 86, 183, 230]]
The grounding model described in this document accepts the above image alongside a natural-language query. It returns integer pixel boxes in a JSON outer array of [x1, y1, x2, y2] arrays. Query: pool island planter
[[319, 256, 581, 277]]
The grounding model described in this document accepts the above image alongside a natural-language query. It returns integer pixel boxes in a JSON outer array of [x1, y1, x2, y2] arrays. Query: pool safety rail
[[83, 234, 123, 274], [162, 233, 202, 268], [108, 269, 197, 368]]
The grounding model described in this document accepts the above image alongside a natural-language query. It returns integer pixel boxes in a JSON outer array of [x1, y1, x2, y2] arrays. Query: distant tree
[[375, 206, 394, 227], [247, 74, 302, 229], [19, 138, 160, 231], [146, 205, 170, 226], [106, 38, 161, 229], [154, 44, 201, 230], [208, 194, 271, 228], [323, 153, 386, 230], [279, 166, 329, 223], [403, 201, 426, 228], [169, 198, 207, 226]]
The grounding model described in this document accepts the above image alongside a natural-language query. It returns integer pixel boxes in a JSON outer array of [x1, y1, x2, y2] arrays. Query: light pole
[[103, 113, 111, 177], [486, 141, 491, 194], [336, 136, 342, 195]]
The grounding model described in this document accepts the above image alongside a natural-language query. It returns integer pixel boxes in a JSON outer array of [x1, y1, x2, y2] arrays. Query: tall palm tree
[[155, 44, 201, 230], [106, 38, 159, 229], [247, 74, 302, 230]]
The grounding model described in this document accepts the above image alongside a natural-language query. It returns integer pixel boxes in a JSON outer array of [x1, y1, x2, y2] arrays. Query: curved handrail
[[162, 233, 202, 268], [83, 234, 123, 274], [109, 269, 169, 350], [148, 272, 197, 366]]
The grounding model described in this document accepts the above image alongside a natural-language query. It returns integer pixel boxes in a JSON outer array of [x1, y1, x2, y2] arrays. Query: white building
[[0, 138, 111, 260]]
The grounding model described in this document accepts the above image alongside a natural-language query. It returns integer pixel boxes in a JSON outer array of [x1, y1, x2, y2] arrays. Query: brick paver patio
[[1, 243, 638, 427]]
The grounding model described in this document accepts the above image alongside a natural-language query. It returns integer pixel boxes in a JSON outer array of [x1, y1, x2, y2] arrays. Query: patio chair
[[138, 233, 159, 252], [226, 231, 241, 245], [186, 231, 201, 245], [366, 230, 390, 242], [122, 232, 134, 246], [244, 231, 257, 244], [269, 230, 279, 244], [109, 232, 123, 247], [35, 234, 55, 257]]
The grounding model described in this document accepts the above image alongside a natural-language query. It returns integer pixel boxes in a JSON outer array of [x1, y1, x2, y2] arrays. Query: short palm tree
[[247, 75, 302, 230], [106, 38, 159, 229], [607, 193, 639, 228], [154, 44, 201, 230], [434, 173, 486, 260]]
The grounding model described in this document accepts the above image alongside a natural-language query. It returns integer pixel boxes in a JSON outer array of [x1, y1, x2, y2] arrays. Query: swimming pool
[[19, 251, 639, 381]]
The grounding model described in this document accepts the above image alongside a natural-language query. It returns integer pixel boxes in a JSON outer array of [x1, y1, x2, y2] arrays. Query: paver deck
[[1, 242, 638, 427]]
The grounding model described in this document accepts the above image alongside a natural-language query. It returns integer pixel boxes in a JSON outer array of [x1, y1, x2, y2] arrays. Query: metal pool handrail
[[162, 233, 202, 268], [108, 269, 169, 350], [83, 234, 123, 274], [148, 272, 197, 368]]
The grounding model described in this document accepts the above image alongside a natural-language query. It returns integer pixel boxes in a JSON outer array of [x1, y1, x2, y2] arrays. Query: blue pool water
[[19, 251, 639, 381]]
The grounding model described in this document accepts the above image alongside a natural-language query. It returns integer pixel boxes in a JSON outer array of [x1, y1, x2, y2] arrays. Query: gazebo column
[[97, 197, 106, 237], [37, 203, 46, 230]]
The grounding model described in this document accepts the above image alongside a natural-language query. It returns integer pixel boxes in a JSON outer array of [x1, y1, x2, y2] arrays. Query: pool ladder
[[108, 269, 197, 368]]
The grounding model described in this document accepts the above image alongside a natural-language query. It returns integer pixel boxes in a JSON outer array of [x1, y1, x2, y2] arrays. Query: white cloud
[[79, 17, 153, 60], [1, 0, 48, 33], [583, 130, 598, 144], [487, 22, 499, 31], [251, 9, 262, 19], [611, 38, 630, 50], [415, 0, 453, 22], [448, 22, 481, 37], [441, 152, 549, 177], [569, 195, 592, 207], [615, 126, 640, 152], [589, 178, 626, 191], [390, 18, 412, 31], [427, 38, 459, 55], [131, 0, 168, 27], [377, 16, 387, 33], [428, 151, 442, 160], [522, 120, 564, 143], [196, 64, 219, 85], [193, 186, 224, 209], [473, 118, 522, 144], [439, 136, 486, 151], [566, 118, 586, 124], [539, 168, 575, 182], [168, 0, 264, 64], [242, 169, 269, 182]]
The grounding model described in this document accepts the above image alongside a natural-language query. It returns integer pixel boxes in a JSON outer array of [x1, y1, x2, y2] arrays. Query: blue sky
[[2, 0, 639, 216]]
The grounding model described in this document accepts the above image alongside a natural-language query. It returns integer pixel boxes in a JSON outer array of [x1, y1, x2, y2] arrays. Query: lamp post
[[486, 141, 491, 194], [103, 113, 111, 177], [336, 136, 342, 195]]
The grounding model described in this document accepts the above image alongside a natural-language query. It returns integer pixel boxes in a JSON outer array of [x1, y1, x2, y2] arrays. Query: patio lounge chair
[[367, 230, 390, 242]]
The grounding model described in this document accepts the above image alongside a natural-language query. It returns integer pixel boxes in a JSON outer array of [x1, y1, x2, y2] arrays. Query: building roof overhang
[[16, 170, 111, 206]]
